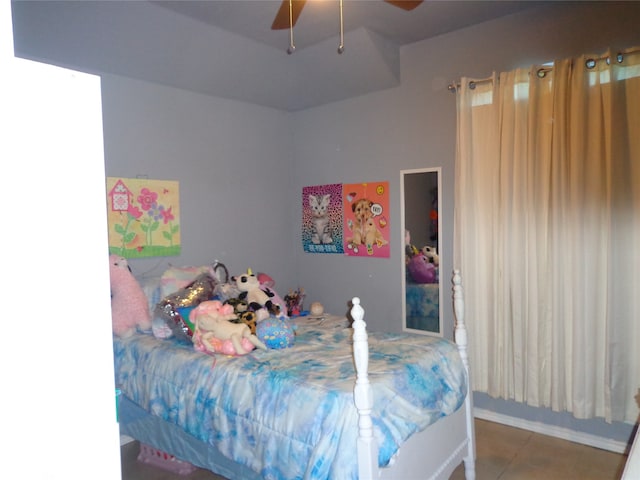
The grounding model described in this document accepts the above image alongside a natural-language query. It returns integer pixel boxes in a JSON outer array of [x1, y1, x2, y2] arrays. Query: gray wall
[[99, 2, 640, 443], [102, 76, 297, 291], [289, 1, 640, 442], [292, 1, 640, 334]]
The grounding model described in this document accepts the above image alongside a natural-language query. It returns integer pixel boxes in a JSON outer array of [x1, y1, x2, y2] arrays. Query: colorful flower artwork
[[106, 177, 181, 258]]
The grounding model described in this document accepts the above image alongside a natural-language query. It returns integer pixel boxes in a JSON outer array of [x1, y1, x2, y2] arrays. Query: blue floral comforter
[[113, 316, 467, 480]]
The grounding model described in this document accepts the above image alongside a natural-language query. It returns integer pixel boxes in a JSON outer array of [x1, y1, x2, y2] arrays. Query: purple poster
[[302, 184, 344, 254]]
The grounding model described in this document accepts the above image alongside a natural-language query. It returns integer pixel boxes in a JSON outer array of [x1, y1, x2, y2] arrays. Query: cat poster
[[302, 183, 344, 254], [343, 181, 390, 258]]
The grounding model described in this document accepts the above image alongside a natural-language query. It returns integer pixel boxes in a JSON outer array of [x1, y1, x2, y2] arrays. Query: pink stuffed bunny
[[109, 254, 151, 337]]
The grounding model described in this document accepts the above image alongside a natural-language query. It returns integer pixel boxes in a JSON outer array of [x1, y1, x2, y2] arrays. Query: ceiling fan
[[271, 0, 424, 30]]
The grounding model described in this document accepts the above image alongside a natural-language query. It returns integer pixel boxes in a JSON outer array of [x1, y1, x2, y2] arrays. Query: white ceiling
[[11, 0, 547, 111]]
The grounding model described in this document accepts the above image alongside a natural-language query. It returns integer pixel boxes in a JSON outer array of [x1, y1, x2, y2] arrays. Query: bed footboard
[[352, 270, 476, 480], [351, 297, 378, 480], [452, 269, 476, 479]]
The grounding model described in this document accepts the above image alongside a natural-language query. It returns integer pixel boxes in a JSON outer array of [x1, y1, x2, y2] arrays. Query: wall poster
[[106, 177, 181, 258], [343, 181, 390, 257], [301, 183, 344, 254]]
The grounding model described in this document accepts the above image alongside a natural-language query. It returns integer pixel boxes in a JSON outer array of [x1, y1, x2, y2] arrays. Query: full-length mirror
[[401, 168, 442, 336]]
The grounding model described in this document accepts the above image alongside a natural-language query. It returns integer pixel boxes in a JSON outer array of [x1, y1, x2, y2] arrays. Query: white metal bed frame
[[353, 269, 476, 480]]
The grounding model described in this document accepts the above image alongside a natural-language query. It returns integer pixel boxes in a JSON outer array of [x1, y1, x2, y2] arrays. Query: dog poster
[[301, 183, 344, 254], [106, 177, 181, 258], [343, 181, 390, 257]]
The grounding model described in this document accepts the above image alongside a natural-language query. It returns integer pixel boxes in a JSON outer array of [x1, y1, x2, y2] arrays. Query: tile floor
[[120, 419, 629, 479], [450, 419, 628, 480]]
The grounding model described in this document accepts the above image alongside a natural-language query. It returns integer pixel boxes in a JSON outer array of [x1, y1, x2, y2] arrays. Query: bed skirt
[[119, 395, 260, 480]]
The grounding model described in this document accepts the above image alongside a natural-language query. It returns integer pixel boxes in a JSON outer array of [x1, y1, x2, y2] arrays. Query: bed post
[[452, 270, 476, 480], [351, 297, 378, 480]]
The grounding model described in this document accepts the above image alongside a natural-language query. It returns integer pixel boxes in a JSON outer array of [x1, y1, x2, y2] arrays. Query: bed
[[115, 270, 475, 480]]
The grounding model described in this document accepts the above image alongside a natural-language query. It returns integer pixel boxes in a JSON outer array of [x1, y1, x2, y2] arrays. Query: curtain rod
[[448, 66, 555, 93], [584, 46, 640, 68], [448, 46, 640, 93], [447, 76, 493, 93]]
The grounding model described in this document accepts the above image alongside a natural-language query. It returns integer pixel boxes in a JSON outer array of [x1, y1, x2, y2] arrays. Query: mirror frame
[[400, 167, 443, 337]]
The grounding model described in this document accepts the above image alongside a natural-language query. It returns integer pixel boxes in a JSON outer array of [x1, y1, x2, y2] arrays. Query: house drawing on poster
[[109, 179, 131, 212]]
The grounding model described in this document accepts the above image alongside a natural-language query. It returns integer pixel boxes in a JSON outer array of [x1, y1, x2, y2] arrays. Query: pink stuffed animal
[[407, 254, 437, 284], [190, 300, 266, 356], [109, 254, 151, 337]]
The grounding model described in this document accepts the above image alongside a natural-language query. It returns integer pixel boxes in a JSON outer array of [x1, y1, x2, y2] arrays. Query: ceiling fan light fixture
[[272, 0, 424, 54], [337, 0, 344, 54], [272, 0, 306, 30], [384, 0, 423, 11], [287, 0, 296, 54]]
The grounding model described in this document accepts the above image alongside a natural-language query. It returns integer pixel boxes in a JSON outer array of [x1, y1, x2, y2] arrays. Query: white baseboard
[[474, 408, 628, 454]]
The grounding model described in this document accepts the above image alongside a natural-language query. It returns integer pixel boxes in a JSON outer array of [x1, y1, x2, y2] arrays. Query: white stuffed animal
[[232, 269, 280, 315], [422, 245, 440, 266]]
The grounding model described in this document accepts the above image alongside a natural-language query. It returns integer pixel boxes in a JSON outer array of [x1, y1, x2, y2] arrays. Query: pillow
[[160, 265, 215, 297], [154, 273, 217, 340], [176, 306, 196, 333], [138, 276, 163, 314], [137, 276, 174, 338]]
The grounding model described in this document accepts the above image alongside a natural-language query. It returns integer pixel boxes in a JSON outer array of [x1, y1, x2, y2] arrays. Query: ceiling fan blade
[[384, 0, 423, 11], [271, 0, 307, 30]]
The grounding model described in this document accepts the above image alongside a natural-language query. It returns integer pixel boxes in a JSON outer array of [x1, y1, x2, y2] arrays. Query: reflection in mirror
[[401, 168, 442, 336]]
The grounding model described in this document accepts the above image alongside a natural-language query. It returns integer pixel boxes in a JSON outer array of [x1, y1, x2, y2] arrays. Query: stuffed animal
[[232, 269, 280, 315], [225, 297, 249, 315], [109, 254, 152, 338], [189, 300, 266, 356], [233, 310, 258, 335], [257, 272, 288, 316], [407, 254, 437, 284], [257, 272, 275, 288], [225, 298, 273, 334], [422, 245, 440, 266], [405, 229, 420, 261]]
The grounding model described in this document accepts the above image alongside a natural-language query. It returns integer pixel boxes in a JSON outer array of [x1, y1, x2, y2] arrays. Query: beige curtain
[[454, 48, 640, 423]]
